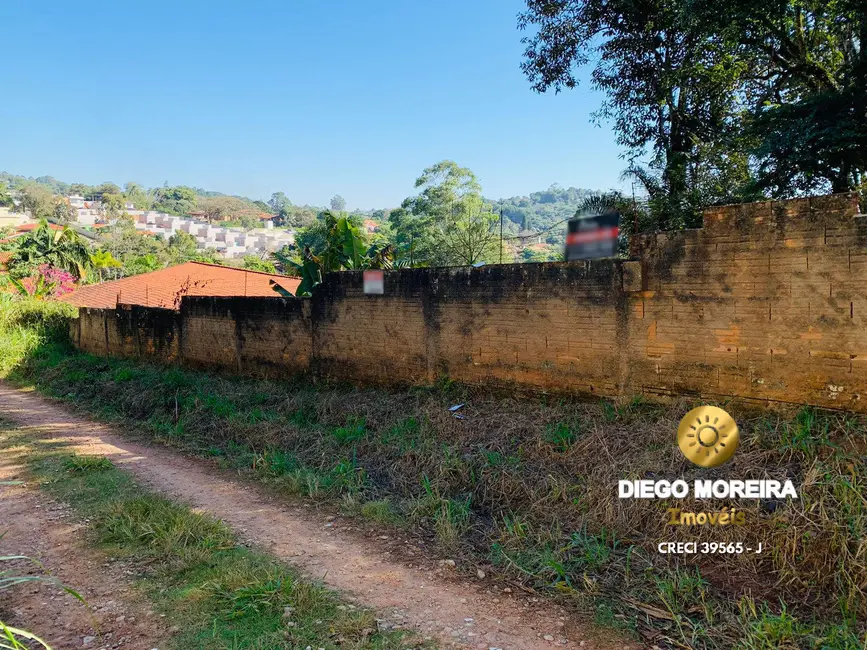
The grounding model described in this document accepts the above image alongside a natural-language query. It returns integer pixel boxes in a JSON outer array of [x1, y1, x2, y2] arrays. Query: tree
[[198, 196, 250, 223], [166, 231, 199, 263], [242, 254, 277, 274], [53, 197, 78, 223], [69, 183, 93, 197], [401, 161, 501, 265], [153, 185, 197, 215], [16, 183, 55, 220], [519, 0, 750, 228], [691, 0, 867, 195], [330, 194, 347, 212], [101, 192, 126, 219], [8, 220, 92, 279], [89, 249, 123, 282], [124, 182, 151, 209], [0, 183, 13, 207], [286, 212, 396, 296], [93, 182, 122, 201], [268, 191, 292, 216]]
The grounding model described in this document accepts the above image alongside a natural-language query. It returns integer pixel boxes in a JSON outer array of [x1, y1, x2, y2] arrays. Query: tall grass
[[0, 295, 75, 377], [1, 431, 415, 650], [3, 296, 865, 648]]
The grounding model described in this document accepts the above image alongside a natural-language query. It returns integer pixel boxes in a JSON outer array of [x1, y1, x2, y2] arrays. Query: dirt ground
[[0, 382, 637, 650], [0, 452, 169, 649]]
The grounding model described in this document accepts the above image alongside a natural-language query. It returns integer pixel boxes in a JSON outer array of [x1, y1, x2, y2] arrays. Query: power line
[[501, 216, 571, 241]]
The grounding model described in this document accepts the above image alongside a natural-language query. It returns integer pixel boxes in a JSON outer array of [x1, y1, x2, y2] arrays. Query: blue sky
[[3, 0, 625, 209]]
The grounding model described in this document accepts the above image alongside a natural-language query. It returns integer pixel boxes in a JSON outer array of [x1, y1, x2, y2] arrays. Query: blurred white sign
[[363, 269, 384, 295]]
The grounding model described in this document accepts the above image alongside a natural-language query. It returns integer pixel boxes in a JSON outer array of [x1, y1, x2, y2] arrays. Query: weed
[[332, 417, 367, 444], [63, 455, 113, 473], [6, 437, 413, 650], [543, 421, 580, 451], [360, 499, 404, 526]]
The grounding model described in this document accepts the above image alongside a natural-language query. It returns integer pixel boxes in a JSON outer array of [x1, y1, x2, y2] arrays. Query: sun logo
[[677, 406, 739, 468]]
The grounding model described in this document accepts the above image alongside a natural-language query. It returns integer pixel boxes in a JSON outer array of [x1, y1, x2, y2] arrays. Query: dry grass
[[10, 342, 867, 648]]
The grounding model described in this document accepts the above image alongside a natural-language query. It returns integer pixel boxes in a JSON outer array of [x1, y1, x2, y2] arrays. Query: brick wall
[[72, 192, 867, 411]]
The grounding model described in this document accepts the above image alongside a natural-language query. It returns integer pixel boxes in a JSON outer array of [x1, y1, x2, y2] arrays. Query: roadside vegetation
[[1, 298, 865, 649], [0, 422, 416, 650]]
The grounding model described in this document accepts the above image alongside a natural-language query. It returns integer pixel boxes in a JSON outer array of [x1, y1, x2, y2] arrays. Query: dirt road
[[0, 444, 168, 649], [0, 383, 636, 650]]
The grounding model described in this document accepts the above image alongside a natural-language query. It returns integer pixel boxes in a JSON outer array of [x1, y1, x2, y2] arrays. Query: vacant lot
[[1, 299, 865, 649]]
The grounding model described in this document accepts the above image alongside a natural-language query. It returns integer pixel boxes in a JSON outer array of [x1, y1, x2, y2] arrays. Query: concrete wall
[[72, 192, 867, 411]]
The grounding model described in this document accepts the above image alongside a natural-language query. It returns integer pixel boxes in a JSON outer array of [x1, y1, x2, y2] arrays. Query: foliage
[[0, 183, 14, 208], [518, 0, 867, 218], [286, 212, 396, 296], [520, 0, 752, 229], [329, 194, 347, 211], [242, 255, 277, 274], [692, 0, 867, 196], [0, 295, 75, 377], [399, 160, 502, 266], [89, 249, 122, 282], [15, 183, 55, 220], [12, 339, 867, 648], [123, 182, 151, 210], [197, 195, 257, 223], [152, 185, 197, 216], [7, 220, 91, 280], [9, 265, 77, 299], [100, 192, 126, 219]]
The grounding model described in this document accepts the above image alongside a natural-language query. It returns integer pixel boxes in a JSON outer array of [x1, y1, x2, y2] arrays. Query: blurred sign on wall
[[363, 269, 384, 295], [565, 212, 620, 261]]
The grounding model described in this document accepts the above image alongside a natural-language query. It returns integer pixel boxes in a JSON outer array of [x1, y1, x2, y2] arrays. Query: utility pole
[[499, 209, 504, 264]]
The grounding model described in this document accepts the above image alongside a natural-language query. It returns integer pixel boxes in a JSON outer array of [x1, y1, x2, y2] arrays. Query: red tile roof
[[15, 223, 65, 233], [60, 262, 300, 310]]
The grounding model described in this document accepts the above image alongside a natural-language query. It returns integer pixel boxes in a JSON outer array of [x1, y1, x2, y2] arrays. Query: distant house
[[363, 219, 380, 234], [60, 261, 301, 310]]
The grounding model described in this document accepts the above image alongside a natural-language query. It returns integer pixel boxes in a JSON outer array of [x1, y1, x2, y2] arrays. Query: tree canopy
[[519, 0, 867, 221]]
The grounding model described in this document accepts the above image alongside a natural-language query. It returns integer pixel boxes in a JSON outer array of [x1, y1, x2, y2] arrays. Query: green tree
[[101, 192, 126, 219], [53, 197, 77, 223], [0, 183, 13, 208], [8, 220, 92, 279], [153, 185, 197, 215], [692, 0, 867, 195], [401, 161, 501, 265], [519, 0, 750, 228], [16, 183, 55, 220], [242, 254, 277, 273], [198, 196, 251, 223], [93, 182, 122, 201], [89, 249, 123, 282], [330, 194, 347, 211], [69, 183, 94, 197], [124, 254, 163, 276], [268, 191, 292, 216], [124, 182, 151, 209]]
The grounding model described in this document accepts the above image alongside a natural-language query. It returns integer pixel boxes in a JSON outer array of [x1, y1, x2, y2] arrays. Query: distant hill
[[488, 184, 595, 245], [0, 171, 597, 243]]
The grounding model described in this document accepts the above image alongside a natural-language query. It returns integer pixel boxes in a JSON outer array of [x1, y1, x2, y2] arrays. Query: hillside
[[0, 171, 596, 242]]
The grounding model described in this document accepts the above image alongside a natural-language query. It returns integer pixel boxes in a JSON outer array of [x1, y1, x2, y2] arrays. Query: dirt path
[[0, 446, 169, 649], [0, 383, 636, 650]]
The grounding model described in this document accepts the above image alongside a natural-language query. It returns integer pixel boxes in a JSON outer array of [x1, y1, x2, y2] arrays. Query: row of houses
[[67, 195, 294, 258]]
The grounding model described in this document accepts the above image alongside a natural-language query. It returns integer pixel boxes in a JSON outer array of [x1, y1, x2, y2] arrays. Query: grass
[[0, 427, 418, 650], [2, 297, 866, 649]]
